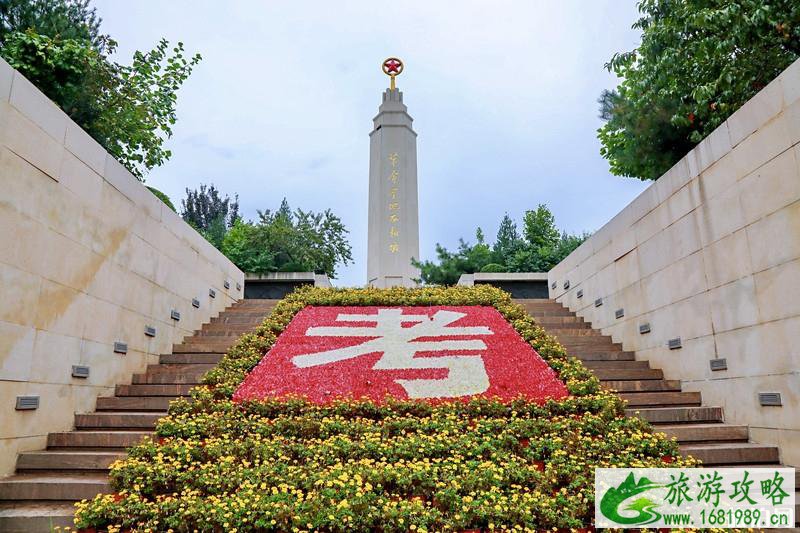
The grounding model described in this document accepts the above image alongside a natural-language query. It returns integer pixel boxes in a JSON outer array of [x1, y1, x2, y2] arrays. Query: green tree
[[219, 219, 274, 274], [415, 206, 588, 285], [146, 185, 175, 212], [413, 235, 493, 286], [221, 200, 352, 279], [492, 214, 522, 265], [522, 204, 560, 250], [181, 183, 240, 249], [599, 0, 800, 180], [0, 0, 105, 47], [0, 1, 200, 179]]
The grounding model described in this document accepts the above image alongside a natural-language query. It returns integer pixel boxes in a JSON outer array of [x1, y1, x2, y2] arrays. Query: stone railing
[[548, 58, 800, 466], [0, 58, 244, 475]]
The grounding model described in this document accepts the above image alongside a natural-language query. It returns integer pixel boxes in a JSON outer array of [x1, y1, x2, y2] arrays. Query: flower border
[[75, 285, 699, 532]]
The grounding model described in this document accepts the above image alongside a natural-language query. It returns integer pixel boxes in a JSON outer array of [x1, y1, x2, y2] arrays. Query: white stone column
[[366, 88, 420, 288]]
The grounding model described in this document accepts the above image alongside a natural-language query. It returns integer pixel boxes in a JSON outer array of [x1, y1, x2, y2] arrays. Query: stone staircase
[[0, 297, 795, 530], [516, 299, 783, 464], [0, 299, 278, 532], [517, 298, 798, 522]]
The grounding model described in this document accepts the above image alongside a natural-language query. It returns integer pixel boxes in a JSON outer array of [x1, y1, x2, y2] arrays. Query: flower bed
[[74, 285, 696, 532], [233, 305, 569, 403]]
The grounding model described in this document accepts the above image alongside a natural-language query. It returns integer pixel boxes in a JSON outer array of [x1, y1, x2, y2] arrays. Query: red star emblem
[[384, 59, 401, 73]]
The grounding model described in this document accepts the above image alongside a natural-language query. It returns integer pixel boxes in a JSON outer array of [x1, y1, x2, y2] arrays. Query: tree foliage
[[181, 183, 239, 231], [181, 183, 240, 248], [0, 0, 200, 179], [599, 0, 800, 180], [146, 185, 175, 212], [220, 200, 353, 279], [0, 0, 104, 46], [414, 205, 588, 285]]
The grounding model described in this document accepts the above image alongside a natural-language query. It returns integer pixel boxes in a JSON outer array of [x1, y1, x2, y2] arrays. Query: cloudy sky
[[94, 0, 648, 287]]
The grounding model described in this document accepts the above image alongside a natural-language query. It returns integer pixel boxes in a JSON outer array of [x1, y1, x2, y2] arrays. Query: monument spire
[[367, 58, 420, 287]]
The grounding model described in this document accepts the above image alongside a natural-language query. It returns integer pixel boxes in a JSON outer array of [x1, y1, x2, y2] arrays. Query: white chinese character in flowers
[[292, 309, 493, 398]]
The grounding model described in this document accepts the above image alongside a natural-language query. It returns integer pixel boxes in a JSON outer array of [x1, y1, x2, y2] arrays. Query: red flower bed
[[234, 305, 568, 403]]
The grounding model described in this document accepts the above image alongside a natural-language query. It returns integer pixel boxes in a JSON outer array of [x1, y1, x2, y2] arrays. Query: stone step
[[212, 309, 270, 317], [146, 363, 216, 374], [547, 328, 603, 337], [230, 302, 277, 310], [180, 335, 237, 345], [583, 360, 651, 369], [574, 351, 635, 361], [655, 424, 749, 443], [209, 315, 266, 325], [602, 379, 682, 392], [196, 329, 252, 337], [16, 451, 125, 471], [133, 372, 205, 385], [96, 395, 175, 411], [681, 443, 780, 465], [628, 406, 724, 424], [592, 367, 664, 380], [572, 352, 633, 362], [132, 364, 210, 384], [517, 299, 562, 308], [160, 352, 225, 364], [0, 473, 110, 500], [116, 383, 194, 396], [736, 466, 799, 489], [199, 322, 256, 330], [620, 391, 702, 407], [131, 372, 202, 385], [556, 337, 622, 348], [564, 345, 626, 355], [525, 309, 575, 317], [0, 501, 76, 532], [47, 430, 153, 448], [228, 300, 276, 307], [74, 412, 165, 429], [534, 316, 590, 327], [173, 342, 233, 353]]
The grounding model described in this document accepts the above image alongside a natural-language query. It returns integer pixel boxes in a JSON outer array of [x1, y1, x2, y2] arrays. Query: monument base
[[367, 275, 418, 289]]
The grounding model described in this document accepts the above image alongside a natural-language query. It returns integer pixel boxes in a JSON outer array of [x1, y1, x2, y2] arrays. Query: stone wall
[[458, 273, 550, 299], [0, 58, 244, 475], [548, 59, 800, 466]]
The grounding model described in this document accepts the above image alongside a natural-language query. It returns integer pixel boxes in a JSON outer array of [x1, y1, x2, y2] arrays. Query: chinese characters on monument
[[388, 152, 400, 254]]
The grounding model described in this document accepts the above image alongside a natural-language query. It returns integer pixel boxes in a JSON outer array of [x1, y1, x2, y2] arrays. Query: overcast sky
[[94, 0, 648, 287]]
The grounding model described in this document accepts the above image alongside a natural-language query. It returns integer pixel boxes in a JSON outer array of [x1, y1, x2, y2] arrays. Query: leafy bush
[[599, 0, 800, 180], [74, 285, 694, 531]]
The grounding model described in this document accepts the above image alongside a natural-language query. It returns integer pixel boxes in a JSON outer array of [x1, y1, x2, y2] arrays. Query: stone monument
[[366, 57, 421, 288]]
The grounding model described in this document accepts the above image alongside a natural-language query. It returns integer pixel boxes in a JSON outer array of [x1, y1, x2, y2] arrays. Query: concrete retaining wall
[[0, 58, 244, 475], [548, 58, 800, 466]]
